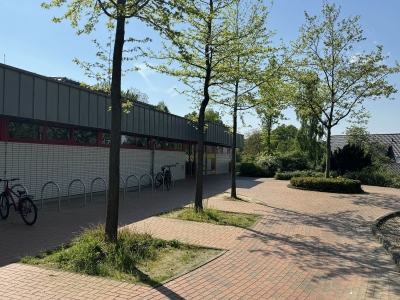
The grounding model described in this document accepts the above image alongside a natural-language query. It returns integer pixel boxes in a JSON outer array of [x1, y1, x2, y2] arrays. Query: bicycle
[[0, 178, 37, 225], [154, 163, 178, 191]]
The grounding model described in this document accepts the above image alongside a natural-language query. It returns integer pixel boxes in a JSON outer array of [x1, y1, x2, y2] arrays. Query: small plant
[[343, 166, 400, 188], [290, 177, 363, 193]]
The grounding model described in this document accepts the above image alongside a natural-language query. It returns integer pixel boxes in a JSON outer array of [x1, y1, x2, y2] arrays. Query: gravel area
[[377, 216, 400, 266]]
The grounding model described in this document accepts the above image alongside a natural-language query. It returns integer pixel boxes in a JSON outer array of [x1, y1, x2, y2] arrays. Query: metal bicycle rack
[[139, 174, 153, 195], [170, 174, 175, 189], [120, 176, 126, 199], [68, 179, 87, 207], [41, 181, 61, 212], [11, 184, 29, 196], [125, 175, 140, 197], [155, 173, 165, 191], [90, 177, 107, 203]]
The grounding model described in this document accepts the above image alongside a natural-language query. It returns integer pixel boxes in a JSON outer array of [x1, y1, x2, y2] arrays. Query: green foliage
[[156, 100, 170, 113], [184, 109, 224, 126], [254, 154, 281, 176], [290, 177, 363, 193], [275, 170, 325, 180], [291, 1, 400, 177], [343, 167, 400, 189], [277, 150, 309, 172], [239, 163, 267, 177], [330, 144, 372, 175]]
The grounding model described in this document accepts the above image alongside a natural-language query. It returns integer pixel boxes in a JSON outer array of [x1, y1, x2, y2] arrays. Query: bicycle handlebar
[[0, 178, 20, 182]]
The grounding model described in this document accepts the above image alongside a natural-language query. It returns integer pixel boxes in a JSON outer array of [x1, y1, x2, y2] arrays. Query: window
[[121, 135, 136, 146], [102, 133, 111, 145], [154, 139, 163, 148], [9, 121, 43, 140], [174, 142, 182, 151], [137, 137, 149, 148], [46, 126, 71, 140], [75, 128, 97, 144], [396, 157, 400, 164]]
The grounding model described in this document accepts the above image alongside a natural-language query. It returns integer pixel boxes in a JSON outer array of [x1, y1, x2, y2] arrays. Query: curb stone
[[371, 210, 400, 272]]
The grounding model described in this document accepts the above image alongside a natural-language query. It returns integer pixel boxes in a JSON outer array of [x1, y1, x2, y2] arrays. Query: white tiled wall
[[0, 142, 185, 200]]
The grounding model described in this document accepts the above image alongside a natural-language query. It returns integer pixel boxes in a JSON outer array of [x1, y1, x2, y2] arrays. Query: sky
[[1, 0, 399, 136]]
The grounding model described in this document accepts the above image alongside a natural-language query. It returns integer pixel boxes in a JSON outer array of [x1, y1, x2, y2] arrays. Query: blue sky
[[1, 0, 399, 136]]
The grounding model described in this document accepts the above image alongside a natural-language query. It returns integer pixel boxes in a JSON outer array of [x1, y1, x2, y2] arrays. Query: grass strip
[[20, 224, 221, 286], [162, 207, 260, 228]]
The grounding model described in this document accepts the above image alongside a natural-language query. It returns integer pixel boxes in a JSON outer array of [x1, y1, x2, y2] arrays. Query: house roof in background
[[331, 134, 400, 160]]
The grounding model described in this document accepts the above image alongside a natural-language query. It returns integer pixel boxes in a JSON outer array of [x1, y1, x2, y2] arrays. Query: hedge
[[275, 170, 324, 180], [239, 163, 268, 177], [290, 177, 363, 193]]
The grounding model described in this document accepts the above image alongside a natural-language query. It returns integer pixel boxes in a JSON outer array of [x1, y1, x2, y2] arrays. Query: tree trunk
[[325, 126, 331, 178], [194, 0, 213, 212], [231, 81, 239, 199], [105, 2, 125, 242], [266, 115, 272, 154], [195, 104, 207, 212]]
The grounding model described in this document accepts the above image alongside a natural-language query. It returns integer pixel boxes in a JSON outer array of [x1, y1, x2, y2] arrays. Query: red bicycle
[[0, 178, 37, 225]]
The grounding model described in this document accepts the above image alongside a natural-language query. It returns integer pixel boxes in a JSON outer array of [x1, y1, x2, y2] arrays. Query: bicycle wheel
[[166, 173, 171, 191], [19, 197, 37, 226], [0, 193, 10, 219], [155, 173, 164, 188]]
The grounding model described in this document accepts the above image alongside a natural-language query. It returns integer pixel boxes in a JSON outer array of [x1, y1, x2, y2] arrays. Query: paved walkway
[[1, 176, 400, 299]]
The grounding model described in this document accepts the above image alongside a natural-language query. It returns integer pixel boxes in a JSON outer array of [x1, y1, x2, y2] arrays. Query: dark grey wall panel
[[69, 88, 80, 125], [170, 116, 176, 139], [149, 110, 155, 136], [121, 107, 127, 132], [0, 67, 4, 114], [34, 78, 46, 120], [167, 115, 171, 138], [105, 98, 111, 130], [79, 91, 89, 126], [58, 85, 69, 123], [19, 73, 34, 118], [126, 104, 133, 132], [46, 81, 58, 122], [154, 111, 159, 136], [138, 106, 145, 134], [97, 96, 106, 129], [4, 69, 19, 116], [89, 93, 98, 128], [133, 105, 139, 133], [144, 108, 150, 135]]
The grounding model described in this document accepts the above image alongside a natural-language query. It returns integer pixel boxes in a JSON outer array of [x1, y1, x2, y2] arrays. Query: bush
[[277, 150, 309, 172], [343, 167, 400, 188], [290, 177, 363, 193], [275, 170, 325, 180], [254, 154, 281, 176], [331, 144, 372, 175], [239, 163, 267, 177]]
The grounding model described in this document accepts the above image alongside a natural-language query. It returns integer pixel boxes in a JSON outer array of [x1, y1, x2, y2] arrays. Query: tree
[[147, 0, 239, 211], [156, 100, 170, 113], [215, 0, 281, 198], [42, 0, 187, 242], [270, 124, 298, 154], [184, 109, 224, 125], [242, 129, 264, 159], [291, 1, 400, 178], [295, 75, 324, 168]]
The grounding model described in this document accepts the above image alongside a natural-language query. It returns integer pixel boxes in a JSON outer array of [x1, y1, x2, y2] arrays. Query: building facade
[[0, 63, 243, 199]]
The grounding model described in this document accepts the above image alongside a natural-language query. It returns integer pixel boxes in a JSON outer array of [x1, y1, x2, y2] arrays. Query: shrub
[[343, 167, 400, 188], [331, 144, 372, 175], [239, 163, 267, 177], [290, 177, 363, 193], [275, 170, 325, 180], [277, 150, 309, 172], [254, 154, 281, 176]]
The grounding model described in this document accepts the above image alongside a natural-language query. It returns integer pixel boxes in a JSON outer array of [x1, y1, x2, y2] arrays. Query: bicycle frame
[[4, 184, 22, 211]]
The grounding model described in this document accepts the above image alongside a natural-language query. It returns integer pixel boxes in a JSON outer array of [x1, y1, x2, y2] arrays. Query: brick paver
[[1, 176, 400, 299]]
